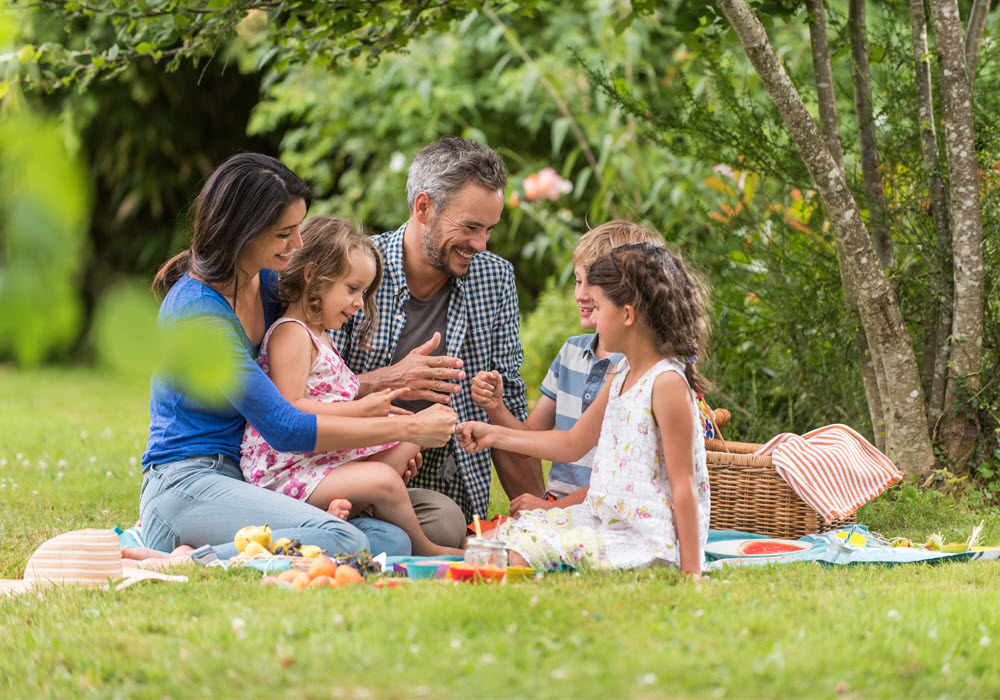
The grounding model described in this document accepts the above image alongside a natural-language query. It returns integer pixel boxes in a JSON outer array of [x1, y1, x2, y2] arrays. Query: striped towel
[[753, 424, 903, 522]]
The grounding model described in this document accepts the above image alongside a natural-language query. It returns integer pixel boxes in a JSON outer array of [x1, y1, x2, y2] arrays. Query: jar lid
[[465, 537, 492, 548]]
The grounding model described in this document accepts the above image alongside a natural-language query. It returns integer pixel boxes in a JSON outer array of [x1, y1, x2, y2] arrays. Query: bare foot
[[327, 498, 352, 520], [121, 544, 195, 570]]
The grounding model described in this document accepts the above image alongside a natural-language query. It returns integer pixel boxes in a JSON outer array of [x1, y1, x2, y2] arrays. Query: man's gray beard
[[421, 218, 468, 279]]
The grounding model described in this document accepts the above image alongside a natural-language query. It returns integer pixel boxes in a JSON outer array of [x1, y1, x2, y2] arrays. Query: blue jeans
[[139, 454, 411, 559]]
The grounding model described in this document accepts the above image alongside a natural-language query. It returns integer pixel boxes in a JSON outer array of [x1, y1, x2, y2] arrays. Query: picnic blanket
[[754, 424, 903, 522], [704, 526, 1000, 571]]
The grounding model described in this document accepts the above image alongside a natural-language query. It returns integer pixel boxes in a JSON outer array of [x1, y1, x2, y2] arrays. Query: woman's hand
[[354, 387, 413, 417], [470, 371, 503, 412], [407, 404, 458, 447], [456, 421, 496, 453]]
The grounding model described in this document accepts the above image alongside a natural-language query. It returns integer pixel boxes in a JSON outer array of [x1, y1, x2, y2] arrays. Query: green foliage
[[518, 279, 583, 396], [7, 0, 541, 92], [0, 113, 89, 366]]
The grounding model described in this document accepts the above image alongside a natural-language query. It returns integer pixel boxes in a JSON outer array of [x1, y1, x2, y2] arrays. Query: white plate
[[704, 538, 812, 559]]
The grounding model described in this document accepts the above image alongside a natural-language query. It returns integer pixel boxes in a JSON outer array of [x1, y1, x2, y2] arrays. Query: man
[[331, 136, 544, 546]]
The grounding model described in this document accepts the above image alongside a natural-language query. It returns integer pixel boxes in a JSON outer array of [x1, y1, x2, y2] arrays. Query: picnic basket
[[704, 409, 856, 539]]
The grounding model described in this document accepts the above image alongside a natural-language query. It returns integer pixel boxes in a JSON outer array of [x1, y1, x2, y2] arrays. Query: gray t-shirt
[[390, 283, 451, 414]]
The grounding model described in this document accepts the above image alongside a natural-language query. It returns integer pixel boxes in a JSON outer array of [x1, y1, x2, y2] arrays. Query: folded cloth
[[754, 424, 903, 522]]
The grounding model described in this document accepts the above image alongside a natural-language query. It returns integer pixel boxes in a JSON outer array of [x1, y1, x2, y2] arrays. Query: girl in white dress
[[457, 241, 711, 578]]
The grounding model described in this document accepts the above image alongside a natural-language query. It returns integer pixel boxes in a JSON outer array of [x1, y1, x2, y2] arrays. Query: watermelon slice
[[736, 539, 809, 556]]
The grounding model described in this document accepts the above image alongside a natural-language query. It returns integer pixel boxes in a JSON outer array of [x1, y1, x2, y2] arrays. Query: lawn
[[2, 366, 999, 698]]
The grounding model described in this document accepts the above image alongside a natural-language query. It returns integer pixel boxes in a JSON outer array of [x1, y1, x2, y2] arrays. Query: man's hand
[[470, 370, 504, 413], [388, 332, 465, 404], [509, 493, 554, 518], [456, 421, 496, 453], [354, 387, 414, 416]]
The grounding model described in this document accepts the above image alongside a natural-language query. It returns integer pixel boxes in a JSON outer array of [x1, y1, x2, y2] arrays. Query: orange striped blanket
[[753, 424, 903, 522]]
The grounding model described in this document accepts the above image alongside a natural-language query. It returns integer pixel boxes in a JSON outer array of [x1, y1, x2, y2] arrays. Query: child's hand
[[327, 498, 352, 520], [509, 493, 553, 518], [456, 421, 495, 453], [403, 450, 423, 484], [356, 387, 413, 417], [470, 371, 503, 412]]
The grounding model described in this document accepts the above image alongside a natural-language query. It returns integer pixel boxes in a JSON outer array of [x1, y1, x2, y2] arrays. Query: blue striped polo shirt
[[538, 333, 623, 498]]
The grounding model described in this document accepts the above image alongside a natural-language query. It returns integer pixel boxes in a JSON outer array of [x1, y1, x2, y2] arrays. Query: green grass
[[2, 366, 1000, 699]]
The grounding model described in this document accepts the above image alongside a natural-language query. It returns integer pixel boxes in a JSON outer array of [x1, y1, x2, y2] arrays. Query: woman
[[136, 153, 457, 564]]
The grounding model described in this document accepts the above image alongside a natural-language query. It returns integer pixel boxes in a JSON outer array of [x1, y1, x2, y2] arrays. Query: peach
[[334, 565, 365, 586], [308, 554, 339, 580]]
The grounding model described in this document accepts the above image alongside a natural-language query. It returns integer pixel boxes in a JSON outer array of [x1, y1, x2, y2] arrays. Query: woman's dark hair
[[587, 241, 712, 394], [153, 153, 312, 299], [279, 216, 383, 349]]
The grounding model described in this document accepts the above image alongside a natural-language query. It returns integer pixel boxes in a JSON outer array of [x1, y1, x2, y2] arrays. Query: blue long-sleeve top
[[141, 271, 317, 471]]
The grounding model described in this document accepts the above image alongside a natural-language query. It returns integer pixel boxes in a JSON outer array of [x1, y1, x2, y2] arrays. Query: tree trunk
[[808, 0, 845, 171], [849, 0, 894, 270], [807, 0, 886, 449], [908, 0, 953, 431], [716, 0, 936, 477], [929, 0, 985, 471], [965, 0, 990, 83]]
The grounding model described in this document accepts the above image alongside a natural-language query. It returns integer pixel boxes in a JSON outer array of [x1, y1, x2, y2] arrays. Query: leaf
[[136, 42, 155, 55], [551, 117, 570, 154]]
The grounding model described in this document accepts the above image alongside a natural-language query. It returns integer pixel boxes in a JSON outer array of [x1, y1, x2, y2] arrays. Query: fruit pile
[[234, 524, 324, 558], [262, 554, 367, 590]]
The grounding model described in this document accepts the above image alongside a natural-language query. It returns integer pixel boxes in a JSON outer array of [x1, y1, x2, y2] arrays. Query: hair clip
[[685, 355, 698, 364]]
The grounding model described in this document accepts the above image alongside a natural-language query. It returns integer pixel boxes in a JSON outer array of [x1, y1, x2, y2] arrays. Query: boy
[[470, 221, 666, 516]]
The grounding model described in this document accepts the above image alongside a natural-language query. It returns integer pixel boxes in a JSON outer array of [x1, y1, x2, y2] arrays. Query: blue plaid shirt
[[329, 223, 528, 519]]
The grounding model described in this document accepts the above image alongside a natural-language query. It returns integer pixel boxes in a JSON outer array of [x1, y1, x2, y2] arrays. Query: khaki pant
[[408, 487, 467, 548]]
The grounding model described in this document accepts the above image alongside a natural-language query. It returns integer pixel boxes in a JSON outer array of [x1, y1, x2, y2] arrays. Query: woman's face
[[239, 198, 308, 276]]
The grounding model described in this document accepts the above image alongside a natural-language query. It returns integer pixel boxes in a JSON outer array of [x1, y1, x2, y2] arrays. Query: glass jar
[[486, 539, 509, 568], [464, 537, 492, 567]]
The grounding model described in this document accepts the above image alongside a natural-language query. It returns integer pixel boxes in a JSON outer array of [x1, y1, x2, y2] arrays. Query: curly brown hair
[[587, 241, 712, 394], [279, 216, 383, 349]]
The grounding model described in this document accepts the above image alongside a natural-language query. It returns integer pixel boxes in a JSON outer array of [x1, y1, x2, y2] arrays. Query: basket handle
[[708, 409, 730, 453]]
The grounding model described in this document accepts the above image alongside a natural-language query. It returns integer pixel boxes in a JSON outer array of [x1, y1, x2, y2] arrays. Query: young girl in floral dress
[[457, 241, 711, 578], [240, 216, 463, 557]]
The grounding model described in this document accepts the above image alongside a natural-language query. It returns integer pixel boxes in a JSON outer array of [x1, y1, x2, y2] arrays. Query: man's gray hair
[[406, 136, 508, 212]]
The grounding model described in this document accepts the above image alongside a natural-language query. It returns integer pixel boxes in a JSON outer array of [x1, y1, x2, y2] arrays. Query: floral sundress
[[498, 357, 710, 571], [240, 317, 396, 501]]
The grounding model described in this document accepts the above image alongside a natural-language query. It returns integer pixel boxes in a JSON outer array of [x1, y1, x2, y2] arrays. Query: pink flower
[[522, 167, 572, 202], [283, 476, 308, 500]]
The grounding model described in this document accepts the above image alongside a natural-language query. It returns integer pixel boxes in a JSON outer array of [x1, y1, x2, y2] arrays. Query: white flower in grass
[[16, 452, 23, 461], [129, 457, 138, 467], [57, 472, 64, 481], [89, 456, 97, 464], [693, 609, 705, 617], [409, 644, 420, 654], [32, 490, 38, 495], [981, 636, 991, 647], [480, 654, 494, 665], [450, 638, 462, 649], [57, 459, 67, 468], [332, 614, 344, 626], [0, 458, 6, 467], [101, 427, 112, 438], [11, 483, 17, 490], [22, 460, 30, 468], [551, 668, 568, 680], [79, 431, 87, 440], [505, 623, 517, 634], [231, 617, 246, 639], [38, 460, 47, 470], [529, 595, 539, 607], [641, 673, 657, 685], [887, 609, 900, 621], [106, 471, 113, 478], [928, 629, 938, 639]]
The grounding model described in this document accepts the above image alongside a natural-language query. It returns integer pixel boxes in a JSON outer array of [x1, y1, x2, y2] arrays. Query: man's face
[[421, 182, 504, 278]]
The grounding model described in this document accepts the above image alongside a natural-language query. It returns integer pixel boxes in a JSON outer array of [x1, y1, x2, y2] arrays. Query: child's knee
[[369, 462, 406, 495]]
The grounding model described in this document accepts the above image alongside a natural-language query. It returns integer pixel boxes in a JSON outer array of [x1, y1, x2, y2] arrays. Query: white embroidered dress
[[500, 357, 710, 570]]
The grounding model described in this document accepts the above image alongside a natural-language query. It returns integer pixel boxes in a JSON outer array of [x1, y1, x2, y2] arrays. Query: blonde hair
[[279, 216, 383, 348], [573, 220, 665, 273]]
